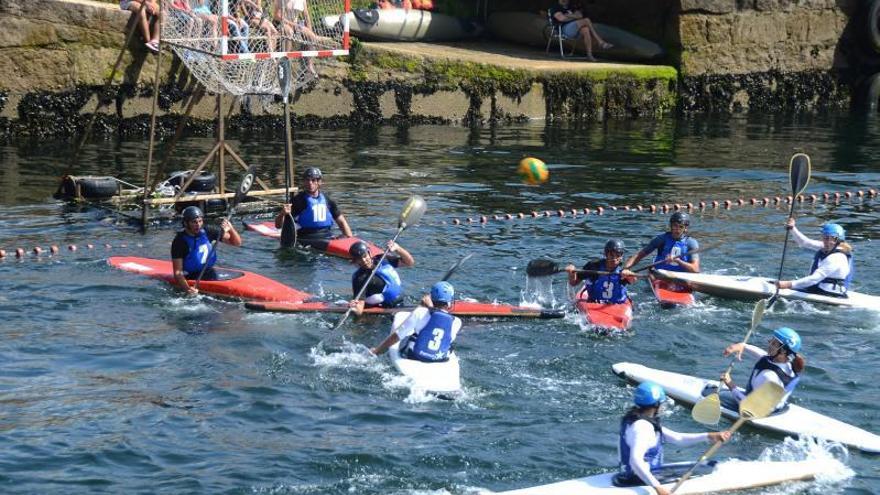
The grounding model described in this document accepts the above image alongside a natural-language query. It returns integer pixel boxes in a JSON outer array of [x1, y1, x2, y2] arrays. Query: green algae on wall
[[348, 46, 678, 123]]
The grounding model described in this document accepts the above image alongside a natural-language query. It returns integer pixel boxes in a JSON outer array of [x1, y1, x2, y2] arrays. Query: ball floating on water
[[517, 157, 549, 185]]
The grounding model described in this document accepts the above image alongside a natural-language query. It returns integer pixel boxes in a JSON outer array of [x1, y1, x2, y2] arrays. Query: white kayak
[[490, 458, 841, 494], [612, 362, 880, 454], [654, 269, 880, 310], [323, 8, 483, 42], [388, 312, 462, 396]]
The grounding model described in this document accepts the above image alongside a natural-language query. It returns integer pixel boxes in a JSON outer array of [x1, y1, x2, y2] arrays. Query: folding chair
[[545, 10, 575, 58]]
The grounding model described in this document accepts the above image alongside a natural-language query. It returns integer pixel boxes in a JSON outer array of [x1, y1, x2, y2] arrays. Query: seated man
[[349, 240, 414, 313], [171, 206, 242, 296], [549, 0, 612, 61]]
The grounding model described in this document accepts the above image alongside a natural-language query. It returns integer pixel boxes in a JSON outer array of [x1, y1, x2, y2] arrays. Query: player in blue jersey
[[370, 282, 461, 362], [171, 206, 242, 295], [616, 382, 730, 494], [349, 240, 415, 314], [273, 167, 354, 246], [566, 239, 637, 303], [624, 211, 700, 273]]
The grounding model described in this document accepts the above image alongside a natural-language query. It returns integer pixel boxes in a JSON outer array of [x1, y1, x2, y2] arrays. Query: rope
[[445, 189, 878, 225], [0, 243, 143, 260]]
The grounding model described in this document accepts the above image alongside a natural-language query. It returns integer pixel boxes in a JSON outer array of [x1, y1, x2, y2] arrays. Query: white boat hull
[[490, 459, 839, 494], [388, 312, 462, 395], [653, 269, 880, 310], [323, 9, 482, 42], [611, 361, 880, 454]]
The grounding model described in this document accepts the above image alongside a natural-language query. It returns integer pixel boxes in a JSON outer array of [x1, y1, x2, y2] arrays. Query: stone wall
[[673, 0, 860, 76]]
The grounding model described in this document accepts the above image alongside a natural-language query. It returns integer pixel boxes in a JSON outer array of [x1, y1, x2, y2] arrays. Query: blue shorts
[[562, 21, 581, 39]]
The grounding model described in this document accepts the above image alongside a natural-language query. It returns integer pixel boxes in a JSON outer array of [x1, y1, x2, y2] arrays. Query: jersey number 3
[[427, 328, 445, 351]]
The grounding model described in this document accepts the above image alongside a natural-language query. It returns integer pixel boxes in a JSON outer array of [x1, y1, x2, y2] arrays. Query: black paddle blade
[[280, 215, 295, 248], [526, 259, 561, 277], [789, 153, 811, 197], [277, 58, 292, 102], [442, 253, 474, 281]]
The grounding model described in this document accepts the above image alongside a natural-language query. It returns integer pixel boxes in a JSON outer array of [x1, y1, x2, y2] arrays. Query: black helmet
[[182, 206, 204, 223], [349, 241, 370, 258], [670, 211, 690, 227], [301, 167, 323, 180], [604, 239, 625, 255]]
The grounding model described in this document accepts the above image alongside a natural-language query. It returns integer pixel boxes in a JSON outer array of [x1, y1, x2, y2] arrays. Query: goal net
[[161, 0, 350, 96]]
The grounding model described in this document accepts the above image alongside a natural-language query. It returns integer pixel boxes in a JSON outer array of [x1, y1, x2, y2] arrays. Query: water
[[0, 113, 878, 493]]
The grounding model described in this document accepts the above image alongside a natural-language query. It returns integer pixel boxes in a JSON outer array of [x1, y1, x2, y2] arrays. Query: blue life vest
[[296, 193, 333, 230], [181, 229, 216, 275], [745, 356, 800, 401], [809, 247, 853, 295], [653, 233, 691, 272], [585, 262, 628, 304], [406, 309, 455, 362], [618, 412, 663, 478], [353, 259, 403, 307]]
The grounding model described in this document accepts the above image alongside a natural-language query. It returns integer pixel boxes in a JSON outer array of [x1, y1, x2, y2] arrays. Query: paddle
[[277, 59, 297, 249], [669, 381, 785, 494], [194, 165, 257, 288], [526, 244, 717, 278], [692, 298, 767, 425], [321, 195, 427, 341], [768, 153, 811, 308]]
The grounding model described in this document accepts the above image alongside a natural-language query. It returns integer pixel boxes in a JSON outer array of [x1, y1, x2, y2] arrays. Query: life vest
[[745, 356, 800, 409], [296, 193, 333, 230], [405, 309, 455, 362], [653, 233, 691, 272], [618, 411, 663, 480], [352, 258, 403, 307], [585, 261, 628, 304], [181, 229, 216, 276], [809, 247, 853, 296]]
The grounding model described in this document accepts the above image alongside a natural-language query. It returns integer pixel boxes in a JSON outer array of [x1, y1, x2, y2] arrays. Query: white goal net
[[161, 0, 350, 95]]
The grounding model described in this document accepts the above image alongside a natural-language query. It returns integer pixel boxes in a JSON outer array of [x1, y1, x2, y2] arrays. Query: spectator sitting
[[375, 0, 413, 10], [241, 0, 278, 52], [120, 0, 161, 53], [229, 0, 251, 53], [190, 0, 219, 50], [274, 0, 320, 76], [549, 0, 612, 61], [167, 0, 197, 38]]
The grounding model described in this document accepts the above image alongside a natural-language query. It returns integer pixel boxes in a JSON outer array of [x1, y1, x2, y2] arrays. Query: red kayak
[[573, 289, 633, 330], [108, 256, 312, 303], [245, 300, 565, 318], [650, 274, 695, 308], [243, 221, 382, 259]]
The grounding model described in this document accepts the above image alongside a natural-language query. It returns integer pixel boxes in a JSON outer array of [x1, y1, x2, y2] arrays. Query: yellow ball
[[518, 157, 549, 185]]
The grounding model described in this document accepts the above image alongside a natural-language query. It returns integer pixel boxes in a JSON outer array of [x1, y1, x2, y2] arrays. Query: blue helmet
[[430, 281, 455, 304], [821, 223, 845, 240], [633, 381, 666, 407], [772, 327, 802, 354]]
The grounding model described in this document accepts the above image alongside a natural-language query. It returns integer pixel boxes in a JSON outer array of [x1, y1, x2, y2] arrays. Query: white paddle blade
[[751, 298, 766, 328], [739, 381, 785, 419], [398, 195, 426, 229], [692, 393, 722, 425]]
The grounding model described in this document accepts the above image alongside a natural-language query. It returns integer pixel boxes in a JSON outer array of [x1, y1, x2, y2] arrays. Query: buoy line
[[0, 243, 143, 260], [444, 189, 877, 226]]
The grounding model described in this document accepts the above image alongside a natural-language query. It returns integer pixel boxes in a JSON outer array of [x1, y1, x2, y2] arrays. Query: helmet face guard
[[604, 239, 625, 256], [302, 167, 323, 181], [669, 212, 690, 227], [348, 241, 370, 260]]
